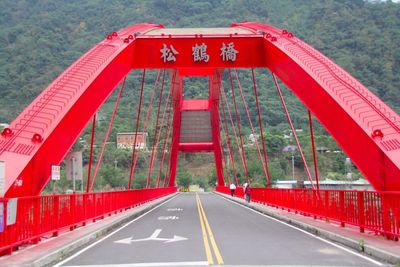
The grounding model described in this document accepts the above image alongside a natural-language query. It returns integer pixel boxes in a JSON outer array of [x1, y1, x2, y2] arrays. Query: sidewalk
[[216, 192, 400, 265], [0, 193, 177, 267]]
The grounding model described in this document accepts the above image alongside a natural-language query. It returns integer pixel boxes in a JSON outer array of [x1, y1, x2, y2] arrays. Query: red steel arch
[[1, 22, 399, 197]]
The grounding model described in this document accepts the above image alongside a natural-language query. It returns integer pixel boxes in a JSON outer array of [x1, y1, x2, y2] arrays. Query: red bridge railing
[[0, 187, 177, 255], [216, 186, 400, 240]]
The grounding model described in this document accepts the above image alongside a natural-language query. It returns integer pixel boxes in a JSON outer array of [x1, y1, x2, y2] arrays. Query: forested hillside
[[0, 0, 399, 191]]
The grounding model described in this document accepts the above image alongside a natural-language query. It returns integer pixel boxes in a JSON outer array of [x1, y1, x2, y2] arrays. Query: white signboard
[[6, 198, 17, 226], [0, 161, 5, 197], [65, 151, 83, 181], [51, 165, 61, 181]]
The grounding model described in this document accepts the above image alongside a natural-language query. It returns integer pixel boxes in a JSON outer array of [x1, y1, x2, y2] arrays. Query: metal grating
[[380, 139, 400, 152], [180, 111, 212, 143]]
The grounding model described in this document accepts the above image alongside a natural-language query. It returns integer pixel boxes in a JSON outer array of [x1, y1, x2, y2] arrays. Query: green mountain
[[0, 0, 399, 190]]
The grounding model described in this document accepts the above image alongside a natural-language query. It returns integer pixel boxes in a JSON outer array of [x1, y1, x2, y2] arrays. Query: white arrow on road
[[114, 229, 188, 244]]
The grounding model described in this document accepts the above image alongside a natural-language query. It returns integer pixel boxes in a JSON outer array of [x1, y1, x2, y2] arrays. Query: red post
[[34, 197, 41, 243], [70, 194, 76, 231], [381, 193, 393, 239], [339, 191, 345, 227], [53, 196, 59, 237], [357, 191, 365, 233], [325, 191, 330, 222]]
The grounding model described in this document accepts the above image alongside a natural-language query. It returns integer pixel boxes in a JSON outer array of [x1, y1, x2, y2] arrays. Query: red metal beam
[[178, 142, 214, 152], [1, 22, 400, 196]]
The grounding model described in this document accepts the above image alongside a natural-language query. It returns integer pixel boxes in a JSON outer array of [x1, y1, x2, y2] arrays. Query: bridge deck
[[54, 193, 382, 266]]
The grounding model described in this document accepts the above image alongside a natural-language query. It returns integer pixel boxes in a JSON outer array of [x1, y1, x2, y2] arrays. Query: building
[[274, 179, 372, 190], [117, 132, 148, 151]]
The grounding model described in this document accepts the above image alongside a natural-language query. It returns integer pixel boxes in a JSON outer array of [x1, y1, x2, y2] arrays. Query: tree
[[177, 170, 192, 189]]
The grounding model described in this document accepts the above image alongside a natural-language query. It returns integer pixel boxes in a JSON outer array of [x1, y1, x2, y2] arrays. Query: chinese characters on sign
[[160, 42, 239, 63], [220, 42, 238, 62], [192, 43, 209, 62], [160, 44, 179, 62]]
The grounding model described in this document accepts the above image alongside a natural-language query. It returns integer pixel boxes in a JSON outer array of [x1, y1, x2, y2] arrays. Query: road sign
[[51, 165, 60, 181], [114, 229, 187, 244], [65, 151, 82, 181], [0, 161, 5, 197]]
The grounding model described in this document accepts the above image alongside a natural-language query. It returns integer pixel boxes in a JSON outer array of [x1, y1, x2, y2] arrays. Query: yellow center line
[[196, 193, 213, 265], [196, 193, 224, 265]]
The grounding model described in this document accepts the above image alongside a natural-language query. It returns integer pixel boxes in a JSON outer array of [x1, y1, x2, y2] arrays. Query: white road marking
[[157, 215, 179, 220], [62, 261, 208, 267], [53, 195, 178, 267], [219, 194, 383, 266], [167, 208, 183, 211], [114, 228, 188, 244]]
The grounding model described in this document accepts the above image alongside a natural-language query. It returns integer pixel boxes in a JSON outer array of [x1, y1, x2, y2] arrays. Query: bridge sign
[[51, 165, 60, 181], [6, 198, 17, 226]]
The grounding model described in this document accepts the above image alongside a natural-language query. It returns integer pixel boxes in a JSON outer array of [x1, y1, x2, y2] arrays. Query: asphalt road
[[55, 192, 385, 266]]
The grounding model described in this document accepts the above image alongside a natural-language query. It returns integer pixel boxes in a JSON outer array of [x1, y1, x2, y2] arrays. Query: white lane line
[[62, 261, 209, 267], [53, 195, 179, 267], [218, 194, 383, 266]]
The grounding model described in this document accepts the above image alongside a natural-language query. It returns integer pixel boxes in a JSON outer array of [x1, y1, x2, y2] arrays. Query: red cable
[[220, 90, 239, 186], [271, 73, 315, 189], [308, 110, 320, 190], [219, 110, 232, 185], [129, 70, 161, 188], [228, 69, 249, 183], [234, 69, 270, 185], [163, 136, 173, 187], [90, 77, 126, 191], [221, 84, 248, 184], [152, 85, 172, 187], [128, 70, 146, 189], [159, 100, 173, 187], [251, 68, 271, 186], [86, 114, 96, 192], [148, 70, 168, 187]]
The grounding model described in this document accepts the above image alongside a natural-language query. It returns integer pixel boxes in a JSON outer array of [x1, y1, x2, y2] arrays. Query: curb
[[31, 193, 178, 267], [215, 192, 400, 265]]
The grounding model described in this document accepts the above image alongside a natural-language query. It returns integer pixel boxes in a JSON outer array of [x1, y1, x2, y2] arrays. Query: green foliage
[[1, 0, 399, 192], [176, 169, 192, 189]]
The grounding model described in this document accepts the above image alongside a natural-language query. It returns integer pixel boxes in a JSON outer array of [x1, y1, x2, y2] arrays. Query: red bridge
[[0, 22, 399, 264]]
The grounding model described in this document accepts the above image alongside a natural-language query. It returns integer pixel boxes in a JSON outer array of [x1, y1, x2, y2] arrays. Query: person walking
[[243, 182, 248, 200], [229, 182, 236, 197], [244, 183, 251, 203]]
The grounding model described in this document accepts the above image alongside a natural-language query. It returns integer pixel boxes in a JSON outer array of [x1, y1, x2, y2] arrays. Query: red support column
[[168, 72, 182, 187], [210, 70, 225, 186]]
